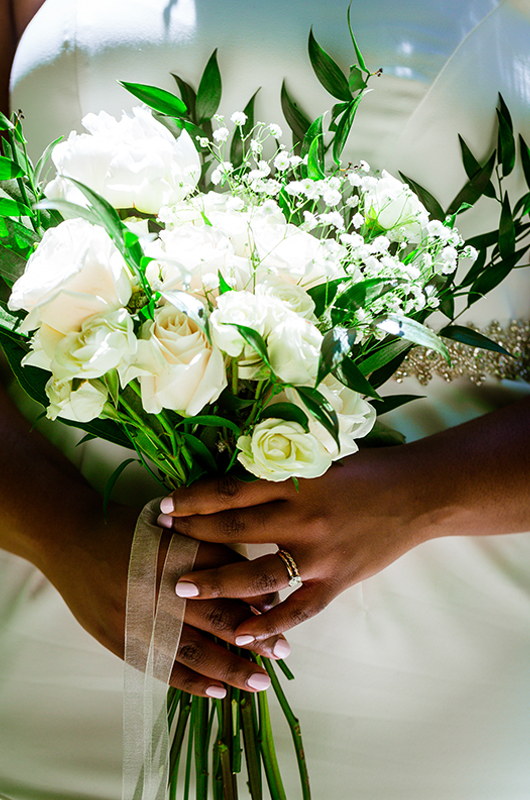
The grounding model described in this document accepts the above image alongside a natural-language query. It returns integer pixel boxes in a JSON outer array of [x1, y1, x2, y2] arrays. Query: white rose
[[237, 418, 332, 481], [362, 170, 429, 242], [255, 277, 316, 320], [136, 304, 227, 416], [9, 218, 133, 334], [45, 107, 200, 215], [209, 291, 268, 358], [267, 315, 322, 385], [45, 377, 108, 422], [46, 309, 137, 383]]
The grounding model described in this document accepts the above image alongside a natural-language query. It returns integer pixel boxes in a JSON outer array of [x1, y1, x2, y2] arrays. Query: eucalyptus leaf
[[440, 324, 513, 357], [260, 402, 310, 432], [446, 150, 496, 216], [280, 81, 311, 146], [196, 50, 222, 123], [375, 315, 449, 361], [398, 172, 445, 221], [308, 28, 351, 101], [119, 81, 187, 117]]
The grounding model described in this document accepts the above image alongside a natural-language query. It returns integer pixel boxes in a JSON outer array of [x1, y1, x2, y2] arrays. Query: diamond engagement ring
[[276, 549, 302, 588]]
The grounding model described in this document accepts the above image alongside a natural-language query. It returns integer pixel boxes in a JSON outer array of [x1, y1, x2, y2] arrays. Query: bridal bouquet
[[1, 10, 528, 799]]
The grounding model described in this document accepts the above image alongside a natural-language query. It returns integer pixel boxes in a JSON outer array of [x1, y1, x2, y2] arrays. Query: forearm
[[391, 395, 530, 542]]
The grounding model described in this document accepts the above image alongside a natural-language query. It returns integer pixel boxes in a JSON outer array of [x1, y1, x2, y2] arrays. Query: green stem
[[193, 696, 210, 800], [169, 692, 192, 799], [232, 356, 239, 395], [183, 704, 195, 800], [231, 688, 242, 774], [263, 659, 311, 800], [240, 692, 263, 800], [254, 656, 287, 800]]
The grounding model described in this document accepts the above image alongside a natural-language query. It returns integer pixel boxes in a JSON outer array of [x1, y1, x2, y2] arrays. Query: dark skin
[[0, 0, 289, 698]]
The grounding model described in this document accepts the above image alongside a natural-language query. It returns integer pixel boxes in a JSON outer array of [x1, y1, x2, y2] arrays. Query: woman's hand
[[157, 397, 530, 644], [41, 500, 289, 698]]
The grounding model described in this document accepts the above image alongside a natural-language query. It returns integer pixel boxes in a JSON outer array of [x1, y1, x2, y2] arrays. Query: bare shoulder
[[12, 0, 46, 39]]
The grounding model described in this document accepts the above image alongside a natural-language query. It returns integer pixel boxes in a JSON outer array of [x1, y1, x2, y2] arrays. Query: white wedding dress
[[3, 1, 530, 798]]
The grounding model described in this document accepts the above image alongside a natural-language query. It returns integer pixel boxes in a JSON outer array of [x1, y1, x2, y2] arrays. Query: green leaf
[[230, 89, 260, 169], [496, 94, 515, 178], [368, 345, 413, 389], [196, 50, 222, 123], [181, 432, 218, 473], [280, 81, 311, 146], [375, 315, 449, 361], [103, 458, 139, 520], [469, 259, 516, 302], [307, 277, 349, 317], [0, 197, 32, 218], [457, 135, 496, 199], [0, 243, 29, 282], [332, 92, 366, 165], [301, 115, 324, 159], [0, 156, 24, 180], [439, 294, 455, 320], [332, 355, 380, 399], [227, 323, 271, 369], [0, 300, 24, 332], [308, 28, 352, 101], [160, 290, 207, 328], [118, 81, 187, 117], [347, 2, 369, 74], [307, 136, 325, 180], [329, 101, 349, 132], [519, 134, 530, 191], [372, 394, 423, 415], [34, 135, 63, 186], [357, 338, 412, 376], [440, 324, 513, 357], [360, 419, 406, 447], [0, 111, 15, 131], [334, 277, 395, 313], [37, 197, 98, 225], [172, 73, 197, 122], [446, 150, 496, 216], [498, 191, 516, 260], [465, 229, 499, 251], [175, 118, 210, 151], [459, 246, 487, 288], [348, 64, 367, 93], [399, 172, 445, 221], [260, 402, 310, 431], [317, 327, 357, 385], [513, 191, 530, 219], [179, 414, 241, 437], [294, 385, 340, 448], [218, 271, 233, 295]]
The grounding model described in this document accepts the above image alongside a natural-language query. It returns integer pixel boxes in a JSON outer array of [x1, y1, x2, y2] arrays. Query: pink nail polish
[[247, 673, 271, 692], [273, 639, 291, 659], [235, 634, 254, 647], [175, 581, 199, 598], [157, 513, 173, 529], [206, 685, 227, 699], [160, 496, 174, 514]]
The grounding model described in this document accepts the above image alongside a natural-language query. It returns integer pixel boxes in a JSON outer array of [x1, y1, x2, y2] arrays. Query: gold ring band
[[276, 549, 302, 588]]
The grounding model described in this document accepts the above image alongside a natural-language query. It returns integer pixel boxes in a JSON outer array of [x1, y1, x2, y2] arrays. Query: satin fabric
[[2, 2, 530, 798]]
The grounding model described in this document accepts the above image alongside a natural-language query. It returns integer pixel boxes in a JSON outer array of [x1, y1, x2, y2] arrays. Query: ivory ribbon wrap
[[122, 499, 199, 800]]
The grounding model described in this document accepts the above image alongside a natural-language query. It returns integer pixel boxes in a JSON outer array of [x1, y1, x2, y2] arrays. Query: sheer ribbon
[[122, 498, 199, 800]]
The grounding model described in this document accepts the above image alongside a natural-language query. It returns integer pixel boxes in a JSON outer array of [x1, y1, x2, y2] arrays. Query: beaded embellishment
[[393, 320, 530, 386]]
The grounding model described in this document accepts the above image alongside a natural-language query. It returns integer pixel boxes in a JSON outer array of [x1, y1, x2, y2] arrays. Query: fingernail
[[175, 581, 199, 598], [273, 639, 291, 659], [160, 496, 174, 514], [235, 634, 254, 647], [206, 685, 227, 699], [247, 673, 271, 692], [157, 513, 173, 529]]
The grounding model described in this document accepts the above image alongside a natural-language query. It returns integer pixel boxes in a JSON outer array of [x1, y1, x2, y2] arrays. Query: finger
[[176, 553, 292, 601], [159, 474, 295, 517], [232, 584, 333, 641], [175, 624, 272, 693], [184, 598, 290, 660]]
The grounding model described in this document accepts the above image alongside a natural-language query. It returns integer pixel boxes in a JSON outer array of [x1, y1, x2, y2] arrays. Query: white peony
[[8, 219, 133, 335], [135, 304, 227, 416], [45, 107, 200, 215], [267, 315, 322, 385], [45, 376, 108, 422], [237, 418, 332, 481], [362, 170, 429, 242]]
